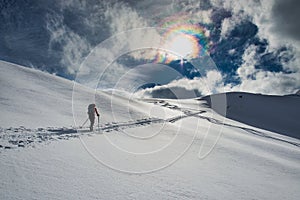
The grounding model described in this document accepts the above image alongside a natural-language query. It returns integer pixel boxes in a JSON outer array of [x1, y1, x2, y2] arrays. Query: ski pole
[[80, 118, 89, 128], [97, 115, 100, 131]]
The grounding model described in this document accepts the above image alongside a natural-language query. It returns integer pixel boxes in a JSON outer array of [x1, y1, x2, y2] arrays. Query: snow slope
[[201, 92, 300, 139], [0, 61, 300, 200], [0, 61, 180, 128], [0, 61, 75, 128]]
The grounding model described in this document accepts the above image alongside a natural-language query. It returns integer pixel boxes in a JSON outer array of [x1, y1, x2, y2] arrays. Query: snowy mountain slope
[[0, 61, 300, 200], [200, 92, 300, 139], [0, 61, 76, 128], [0, 61, 180, 128]]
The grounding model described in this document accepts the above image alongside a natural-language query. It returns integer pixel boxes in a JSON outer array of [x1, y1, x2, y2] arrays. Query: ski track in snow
[[1, 99, 299, 151], [145, 99, 300, 147]]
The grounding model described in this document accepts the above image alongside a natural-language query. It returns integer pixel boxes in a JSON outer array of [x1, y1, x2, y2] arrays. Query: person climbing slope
[[87, 103, 100, 131]]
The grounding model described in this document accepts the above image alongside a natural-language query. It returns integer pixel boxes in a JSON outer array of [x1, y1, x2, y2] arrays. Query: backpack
[[88, 104, 95, 114]]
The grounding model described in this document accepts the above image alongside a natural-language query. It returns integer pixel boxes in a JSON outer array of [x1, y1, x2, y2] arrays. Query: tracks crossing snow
[[1, 99, 299, 151]]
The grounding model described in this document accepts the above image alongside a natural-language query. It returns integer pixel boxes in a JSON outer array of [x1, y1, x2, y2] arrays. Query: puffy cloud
[[232, 70, 300, 95], [137, 70, 226, 98], [230, 45, 300, 95], [212, 0, 300, 53], [140, 69, 300, 98], [220, 15, 243, 39], [208, 0, 300, 94]]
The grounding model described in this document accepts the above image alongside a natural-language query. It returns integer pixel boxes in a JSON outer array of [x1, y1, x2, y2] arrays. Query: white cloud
[[138, 44, 300, 97], [46, 12, 91, 75], [138, 70, 226, 98], [212, 0, 300, 52], [230, 45, 300, 95], [104, 2, 148, 34], [231, 70, 300, 95], [220, 15, 243, 39], [228, 49, 236, 55], [208, 0, 300, 94], [177, 0, 212, 24], [140, 68, 300, 98]]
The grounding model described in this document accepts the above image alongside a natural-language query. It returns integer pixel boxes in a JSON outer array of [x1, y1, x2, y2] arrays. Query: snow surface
[[0, 61, 300, 200], [201, 92, 300, 139]]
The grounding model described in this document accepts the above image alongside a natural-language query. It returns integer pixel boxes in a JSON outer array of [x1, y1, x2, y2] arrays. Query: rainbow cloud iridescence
[[153, 14, 211, 64]]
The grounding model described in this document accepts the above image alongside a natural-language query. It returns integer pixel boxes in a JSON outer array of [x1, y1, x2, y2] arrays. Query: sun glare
[[163, 33, 197, 59], [154, 23, 208, 64]]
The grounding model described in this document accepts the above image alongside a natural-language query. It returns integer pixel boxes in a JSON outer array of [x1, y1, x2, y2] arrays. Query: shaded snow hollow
[[0, 61, 299, 200], [201, 92, 300, 139]]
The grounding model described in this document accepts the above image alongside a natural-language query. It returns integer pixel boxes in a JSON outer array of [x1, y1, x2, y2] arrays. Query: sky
[[1, 0, 300, 96]]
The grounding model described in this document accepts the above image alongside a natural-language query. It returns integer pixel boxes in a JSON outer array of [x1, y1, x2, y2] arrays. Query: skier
[[87, 103, 100, 131]]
